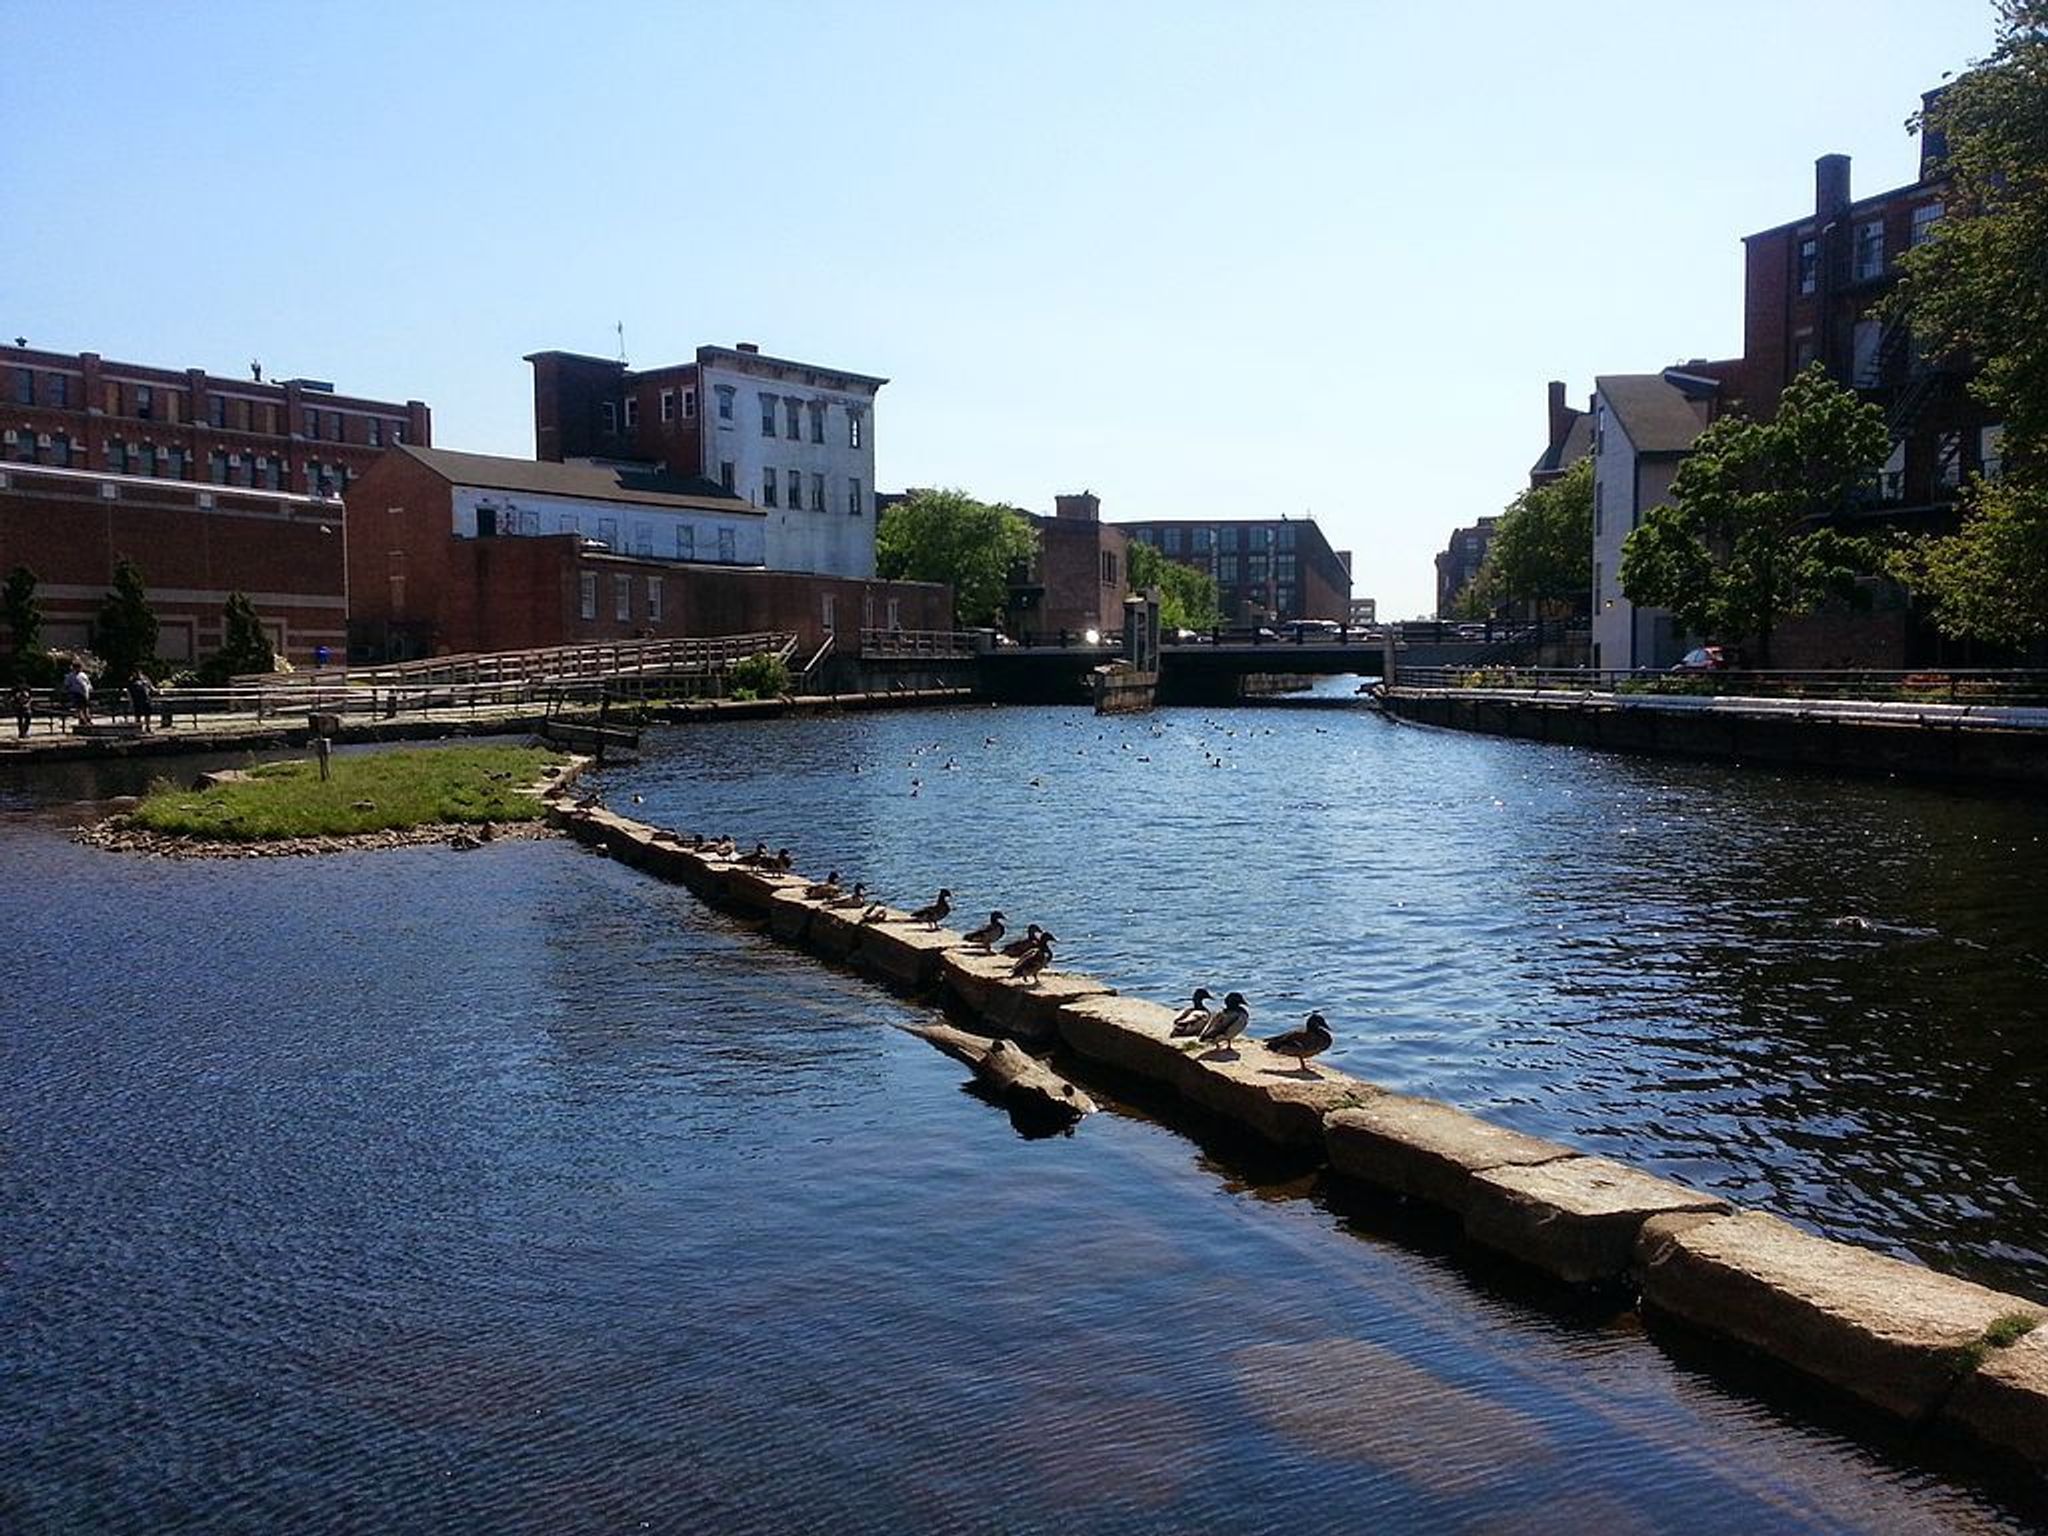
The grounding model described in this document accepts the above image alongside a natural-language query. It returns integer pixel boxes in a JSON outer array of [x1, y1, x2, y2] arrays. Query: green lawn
[[129, 745, 566, 840]]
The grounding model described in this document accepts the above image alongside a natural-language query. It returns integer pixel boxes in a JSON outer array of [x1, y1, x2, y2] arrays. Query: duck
[[829, 881, 869, 909], [999, 923, 1043, 958], [771, 847, 794, 872], [737, 841, 770, 866], [1263, 1011, 1333, 1074], [859, 901, 891, 925], [1196, 992, 1251, 1053], [909, 888, 953, 931], [963, 910, 1005, 949], [1009, 931, 1054, 983], [805, 870, 844, 900], [1168, 987, 1215, 1039]]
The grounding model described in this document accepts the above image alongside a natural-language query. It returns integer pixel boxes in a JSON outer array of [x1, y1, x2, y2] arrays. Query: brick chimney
[[1546, 380, 1572, 453], [1816, 153, 1852, 221], [736, 342, 760, 354], [1054, 492, 1100, 522]]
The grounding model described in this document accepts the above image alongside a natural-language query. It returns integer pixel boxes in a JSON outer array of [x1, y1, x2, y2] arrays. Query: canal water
[[2, 714, 2042, 1532]]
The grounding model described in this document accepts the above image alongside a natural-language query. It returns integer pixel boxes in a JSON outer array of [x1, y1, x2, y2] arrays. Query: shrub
[[730, 651, 791, 700]]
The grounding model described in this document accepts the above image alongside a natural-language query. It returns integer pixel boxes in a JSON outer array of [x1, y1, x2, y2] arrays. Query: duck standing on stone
[[963, 910, 1005, 949], [909, 888, 953, 931], [1010, 930, 1054, 984], [737, 841, 770, 866], [830, 882, 869, 909], [1196, 992, 1251, 1054], [1169, 987, 1214, 1039], [999, 923, 1043, 958], [771, 847, 794, 872], [1263, 1011, 1332, 1075], [806, 871, 844, 900]]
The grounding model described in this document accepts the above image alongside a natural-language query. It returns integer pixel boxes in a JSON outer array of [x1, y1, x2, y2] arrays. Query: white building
[[1589, 368, 1727, 671]]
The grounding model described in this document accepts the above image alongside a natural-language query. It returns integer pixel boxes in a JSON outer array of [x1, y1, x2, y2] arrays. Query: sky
[[3, 1, 2000, 617]]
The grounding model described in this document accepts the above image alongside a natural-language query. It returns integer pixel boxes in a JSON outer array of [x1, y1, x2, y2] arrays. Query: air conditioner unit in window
[[1, 432, 14, 445], [36, 434, 52, 448], [228, 454, 243, 466]]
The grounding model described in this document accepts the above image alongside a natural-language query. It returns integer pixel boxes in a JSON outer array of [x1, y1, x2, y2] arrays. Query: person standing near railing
[[63, 661, 92, 728], [10, 683, 30, 739]]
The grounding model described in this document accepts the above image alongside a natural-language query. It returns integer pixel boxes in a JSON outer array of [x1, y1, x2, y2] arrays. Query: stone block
[[1637, 1209, 2044, 1421], [721, 867, 805, 916], [852, 918, 964, 989], [1170, 1045, 1377, 1150], [768, 889, 820, 942], [1325, 1096, 1574, 1214], [1055, 995, 1191, 1078], [803, 903, 868, 962], [1944, 1327, 2048, 1470], [1464, 1157, 1727, 1285]]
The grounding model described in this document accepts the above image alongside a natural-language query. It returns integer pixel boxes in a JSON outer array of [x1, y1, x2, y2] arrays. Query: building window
[[683, 387, 697, 420], [558, 514, 578, 534], [1937, 431, 1963, 488], [602, 401, 618, 433], [715, 385, 734, 422], [760, 393, 777, 436], [49, 374, 66, 408], [208, 394, 226, 428], [785, 399, 801, 439], [811, 471, 824, 512], [391, 420, 404, 444], [624, 397, 640, 428], [848, 410, 863, 450], [1163, 528, 1182, 555], [822, 592, 837, 633], [1982, 424, 2005, 480], [368, 418, 382, 447], [12, 369, 31, 405], [305, 408, 320, 438], [717, 527, 736, 563], [1880, 440, 1906, 501], [614, 574, 632, 622], [133, 385, 153, 420], [45, 434, 71, 467], [762, 467, 778, 507], [647, 576, 663, 623], [1102, 551, 1118, 586], [887, 597, 900, 630], [1852, 317, 1883, 387], [809, 401, 824, 443], [580, 572, 597, 620], [1911, 201, 1943, 247], [209, 450, 228, 483], [162, 447, 184, 479], [634, 522, 653, 556], [1594, 481, 1604, 536], [676, 524, 695, 560], [1793, 334, 1818, 371], [1853, 220, 1886, 280], [598, 516, 618, 547], [848, 477, 863, 516], [326, 412, 341, 442], [720, 459, 735, 491], [1797, 238, 1818, 295], [660, 388, 676, 423]]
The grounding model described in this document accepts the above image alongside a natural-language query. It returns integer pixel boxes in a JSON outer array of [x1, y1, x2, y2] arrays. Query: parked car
[[1672, 646, 1729, 673]]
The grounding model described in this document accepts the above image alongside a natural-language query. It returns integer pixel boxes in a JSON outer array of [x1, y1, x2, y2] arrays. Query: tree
[[875, 488, 1038, 627], [1620, 366, 1889, 666], [1885, 3, 2048, 643], [1455, 459, 1593, 619], [1125, 539, 1222, 632], [201, 591, 276, 682], [95, 560, 158, 686], [3, 565, 43, 673]]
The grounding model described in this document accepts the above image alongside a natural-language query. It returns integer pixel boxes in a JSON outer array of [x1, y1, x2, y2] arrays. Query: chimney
[[1054, 492, 1100, 522], [735, 341, 760, 354], [1816, 154, 1852, 221], [1546, 380, 1571, 452], [1918, 86, 1951, 182]]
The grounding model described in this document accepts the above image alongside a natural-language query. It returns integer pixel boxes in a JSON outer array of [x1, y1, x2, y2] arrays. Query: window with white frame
[[1797, 237, 1818, 295], [1910, 201, 1943, 247], [602, 401, 618, 433], [683, 387, 697, 420], [660, 388, 675, 423], [785, 399, 801, 439], [759, 393, 777, 436], [715, 385, 735, 422], [624, 397, 640, 429], [647, 576, 663, 623], [763, 467, 778, 507], [822, 592, 837, 633], [614, 574, 633, 621], [1853, 219, 1885, 280], [580, 572, 597, 620], [848, 410, 863, 449], [809, 401, 824, 443]]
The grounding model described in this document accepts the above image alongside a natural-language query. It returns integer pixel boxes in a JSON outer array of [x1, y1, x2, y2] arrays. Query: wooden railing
[[242, 632, 797, 688], [859, 628, 981, 659]]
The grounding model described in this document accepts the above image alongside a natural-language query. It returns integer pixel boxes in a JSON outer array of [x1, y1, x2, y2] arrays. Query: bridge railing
[[859, 628, 981, 659], [1390, 666, 2048, 708]]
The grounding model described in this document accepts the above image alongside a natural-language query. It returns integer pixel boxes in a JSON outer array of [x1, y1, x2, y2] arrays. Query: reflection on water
[[606, 703, 2048, 1300], [0, 719, 2041, 1532]]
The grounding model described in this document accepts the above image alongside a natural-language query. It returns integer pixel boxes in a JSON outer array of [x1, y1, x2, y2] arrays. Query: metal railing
[[1389, 666, 2048, 709], [859, 628, 980, 659]]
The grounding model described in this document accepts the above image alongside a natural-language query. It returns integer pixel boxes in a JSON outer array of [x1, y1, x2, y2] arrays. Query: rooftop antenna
[[616, 321, 627, 364]]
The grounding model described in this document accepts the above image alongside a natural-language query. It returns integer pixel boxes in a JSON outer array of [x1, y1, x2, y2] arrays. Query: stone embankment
[[547, 793, 2048, 1477]]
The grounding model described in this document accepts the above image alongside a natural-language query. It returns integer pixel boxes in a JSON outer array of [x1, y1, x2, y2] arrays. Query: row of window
[[0, 427, 357, 494], [6, 368, 407, 445], [1134, 524, 1302, 556], [581, 571, 668, 624], [601, 385, 867, 450], [479, 504, 743, 565], [1795, 201, 1943, 294], [760, 467, 864, 515]]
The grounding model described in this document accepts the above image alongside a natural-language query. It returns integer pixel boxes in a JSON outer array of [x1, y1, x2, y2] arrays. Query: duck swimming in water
[[963, 910, 1005, 949], [1197, 992, 1251, 1053], [999, 923, 1043, 958], [1169, 988, 1214, 1039], [909, 888, 953, 931], [1263, 1011, 1333, 1074]]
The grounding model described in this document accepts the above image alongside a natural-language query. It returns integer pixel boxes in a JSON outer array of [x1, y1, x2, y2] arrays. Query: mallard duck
[[1009, 931, 1053, 983], [771, 847, 794, 872], [999, 923, 1043, 958], [829, 882, 868, 909], [805, 871, 844, 900], [737, 841, 770, 866], [910, 888, 953, 930], [859, 901, 890, 925], [1263, 1011, 1332, 1074], [1197, 992, 1250, 1052], [1169, 987, 1214, 1039], [963, 910, 1005, 949]]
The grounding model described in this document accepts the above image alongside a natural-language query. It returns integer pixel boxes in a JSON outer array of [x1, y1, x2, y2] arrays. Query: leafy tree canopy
[[95, 559, 158, 686], [1891, 478, 2048, 647], [1457, 458, 1593, 617], [4, 564, 42, 657], [1125, 539, 1222, 633], [875, 488, 1038, 627], [1619, 366, 1888, 665]]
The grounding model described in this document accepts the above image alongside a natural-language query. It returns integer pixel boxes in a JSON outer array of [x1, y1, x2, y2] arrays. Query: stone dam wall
[[547, 795, 2048, 1478]]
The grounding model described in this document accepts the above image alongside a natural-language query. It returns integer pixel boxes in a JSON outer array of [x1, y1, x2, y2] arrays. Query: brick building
[[346, 445, 945, 660], [1115, 517, 1351, 624], [1006, 492, 1130, 641], [0, 462, 345, 667], [1433, 518, 1498, 618], [1530, 380, 1594, 489], [526, 342, 884, 579]]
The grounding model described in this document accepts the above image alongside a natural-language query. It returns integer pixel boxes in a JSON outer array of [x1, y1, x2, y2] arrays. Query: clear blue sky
[[4, 1, 1997, 617]]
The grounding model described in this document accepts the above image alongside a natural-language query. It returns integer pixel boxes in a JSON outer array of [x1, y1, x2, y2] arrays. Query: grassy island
[[129, 745, 567, 841]]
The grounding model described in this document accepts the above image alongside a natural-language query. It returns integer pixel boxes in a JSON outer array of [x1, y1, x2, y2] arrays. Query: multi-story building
[[1116, 517, 1351, 624], [1006, 492, 1130, 641], [1433, 518, 1497, 617], [526, 343, 884, 580], [345, 445, 943, 660], [2, 344, 429, 498]]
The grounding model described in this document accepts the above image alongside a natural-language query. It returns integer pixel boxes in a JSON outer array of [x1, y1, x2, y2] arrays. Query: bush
[[730, 651, 791, 700]]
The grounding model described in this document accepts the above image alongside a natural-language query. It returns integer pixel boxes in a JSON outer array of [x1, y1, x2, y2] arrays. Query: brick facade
[[1008, 493, 1130, 640], [1117, 517, 1351, 624]]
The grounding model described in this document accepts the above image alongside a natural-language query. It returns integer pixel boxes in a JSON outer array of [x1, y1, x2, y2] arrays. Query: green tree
[[875, 488, 1038, 627], [95, 559, 158, 686], [1125, 539, 1222, 632], [1620, 366, 1889, 666], [1885, 3, 2048, 643], [3, 565, 43, 678], [1483, 459, 1594, 616], [202, 591, 277, 682]]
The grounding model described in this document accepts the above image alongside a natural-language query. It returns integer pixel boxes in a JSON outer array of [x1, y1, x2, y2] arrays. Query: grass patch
[[129, 745, 565, 841], [1953, 1311, 2041, 1376]]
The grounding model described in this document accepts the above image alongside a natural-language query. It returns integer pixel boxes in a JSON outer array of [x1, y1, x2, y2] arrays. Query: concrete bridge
[[974, 633, 1502, 704]]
